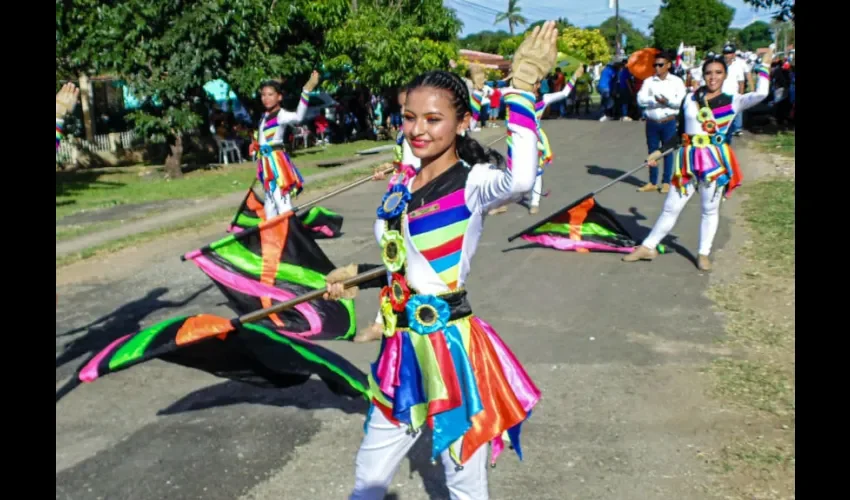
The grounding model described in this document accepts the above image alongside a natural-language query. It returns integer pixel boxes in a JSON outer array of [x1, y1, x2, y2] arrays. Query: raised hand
[[573, 64, 585, 80], [56, 82, 80, 118], [469, 63, 486, 91], [304, 70, 321, 92], [510, 20, 560, 92]]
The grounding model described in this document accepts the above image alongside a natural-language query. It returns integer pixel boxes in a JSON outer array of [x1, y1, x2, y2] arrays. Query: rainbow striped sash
[[406, 189, 471, 290]]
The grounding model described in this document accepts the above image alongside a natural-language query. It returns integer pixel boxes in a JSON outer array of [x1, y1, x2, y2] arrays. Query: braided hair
[[259, 80, 283, 95], [405, 70, 506, 168]]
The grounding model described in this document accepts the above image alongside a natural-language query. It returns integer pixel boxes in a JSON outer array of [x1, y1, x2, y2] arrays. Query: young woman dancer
[[255, 71, 320, 217], [622, 48, 772, 271], [322, 21, 559, 500]]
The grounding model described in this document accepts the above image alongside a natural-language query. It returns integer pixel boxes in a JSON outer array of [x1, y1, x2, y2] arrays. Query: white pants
[[642, 180, 722, 256], [529, 174, 543, 207], [350, 406, 489, 500], [263, 188, 292, 218]]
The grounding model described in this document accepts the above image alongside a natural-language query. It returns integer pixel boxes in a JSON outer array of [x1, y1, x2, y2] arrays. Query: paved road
[[57, 120, 739, 499]]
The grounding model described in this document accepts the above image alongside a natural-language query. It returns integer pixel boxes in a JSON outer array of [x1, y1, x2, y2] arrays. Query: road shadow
[[157, 379, 370, 416], [158, 380, 450, 498], [55, 169, 125, 200], [585, 164, 646, 188], [55, 285, 212, 403], [617, 207, 696, 265]]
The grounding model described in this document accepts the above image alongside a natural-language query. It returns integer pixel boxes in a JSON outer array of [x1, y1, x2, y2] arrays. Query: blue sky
[[447, 0, 781, 37]]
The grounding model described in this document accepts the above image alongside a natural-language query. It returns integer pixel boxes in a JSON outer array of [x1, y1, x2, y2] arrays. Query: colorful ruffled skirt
[[671, 135, 743, 197], [257, 145, 304, 198], [367, 289, 540, 467]]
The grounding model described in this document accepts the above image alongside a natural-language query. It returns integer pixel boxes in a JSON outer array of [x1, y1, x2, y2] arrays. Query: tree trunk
[[164, 135, 184, 178]]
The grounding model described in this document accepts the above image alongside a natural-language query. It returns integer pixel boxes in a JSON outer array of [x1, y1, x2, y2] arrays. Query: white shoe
[[599, 116, 609, 122]]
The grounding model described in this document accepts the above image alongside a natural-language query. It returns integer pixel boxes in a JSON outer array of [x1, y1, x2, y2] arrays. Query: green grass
[[740, 178, 795, 275], [756, 131, 795, 158], [704, 177, 795, 494], [56, 163, 290, 220], [56, 139, 394, 222], [290, 139, 394, 163], [56, 164, 384, 268]]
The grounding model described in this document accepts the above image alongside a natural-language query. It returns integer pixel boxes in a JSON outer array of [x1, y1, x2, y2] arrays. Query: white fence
[[56, 130, 137, 164]]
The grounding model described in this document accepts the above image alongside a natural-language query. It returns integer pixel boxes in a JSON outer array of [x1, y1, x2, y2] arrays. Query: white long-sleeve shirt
[[637, 73, 686, 121], [257, 90, 310, 146], [372, 89, 539, 295]]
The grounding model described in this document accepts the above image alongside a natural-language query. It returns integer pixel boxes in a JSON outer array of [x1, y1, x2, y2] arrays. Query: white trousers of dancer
[[350, 406, 489, 500], [264, 188, 292, 218], [641, 180, 722, 256], [529, 174, 543, 207]]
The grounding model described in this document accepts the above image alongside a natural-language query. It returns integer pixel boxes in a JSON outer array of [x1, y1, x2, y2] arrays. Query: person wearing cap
[[635, 50, 686, 193], [722, 44, 747, 140]]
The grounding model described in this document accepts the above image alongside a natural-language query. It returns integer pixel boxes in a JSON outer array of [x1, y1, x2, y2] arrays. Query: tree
[[741, 0, 794, 23], [558, 28, 611, 65], [524, 18, 572, 33], [494, 0, 528, 36], [57, 0, 349, 178], [324, 0, 462, 90], [737, 20, 774, 51], [651, 0, 734, 52], [460, 30, 513, 54], [589, 16, 650, 55]]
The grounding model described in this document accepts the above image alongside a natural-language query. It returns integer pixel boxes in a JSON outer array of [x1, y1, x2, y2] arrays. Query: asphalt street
[[57, 119, 739, 500]]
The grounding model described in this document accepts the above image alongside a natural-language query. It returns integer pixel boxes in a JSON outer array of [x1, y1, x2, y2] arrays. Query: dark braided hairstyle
[[405, 70, 506, 168], [259, 80, 283, 95]]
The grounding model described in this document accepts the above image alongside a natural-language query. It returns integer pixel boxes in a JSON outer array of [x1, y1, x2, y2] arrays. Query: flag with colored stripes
[[77, 313, 369, 399], [184, 211, 357, 341], [519, 196, 667, 254], [228, 185, 344, 239]]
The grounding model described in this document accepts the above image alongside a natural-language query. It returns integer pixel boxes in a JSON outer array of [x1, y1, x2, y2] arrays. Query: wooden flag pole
[[233, 266, 386, 326]]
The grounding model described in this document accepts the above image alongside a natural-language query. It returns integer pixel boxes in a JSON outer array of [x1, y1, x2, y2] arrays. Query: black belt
[[394, 289, 472, 329], [648, 115, 676, 123]]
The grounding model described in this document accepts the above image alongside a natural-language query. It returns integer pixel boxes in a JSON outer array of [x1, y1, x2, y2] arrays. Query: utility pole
[[615, 0, 621, 56]]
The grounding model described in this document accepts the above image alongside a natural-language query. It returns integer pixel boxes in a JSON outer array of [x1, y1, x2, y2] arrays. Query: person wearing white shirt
[[721, 44, 747, 140], [636, 51, 686, 193]]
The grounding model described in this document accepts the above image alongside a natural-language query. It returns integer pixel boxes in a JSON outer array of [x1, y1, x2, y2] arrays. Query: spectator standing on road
[[573, 65, 593, 115], [488, 86, 501, 126], [597, 58, 621, 121], [635, 50, 686, 194], [721, 44, 748, 141]]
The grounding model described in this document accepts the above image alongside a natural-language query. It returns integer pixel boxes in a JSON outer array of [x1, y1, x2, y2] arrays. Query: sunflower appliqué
[[405, 295, 451, 335], [681, 134, 691, 147], [388, 273, 411, 312], [697, 107, 713, 123], [377, 183, 412, 220], [692, 134, 711, 148], [380, 230, 407, 272], [712, 134, 725, 146], [702, 119, 717, 134]]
